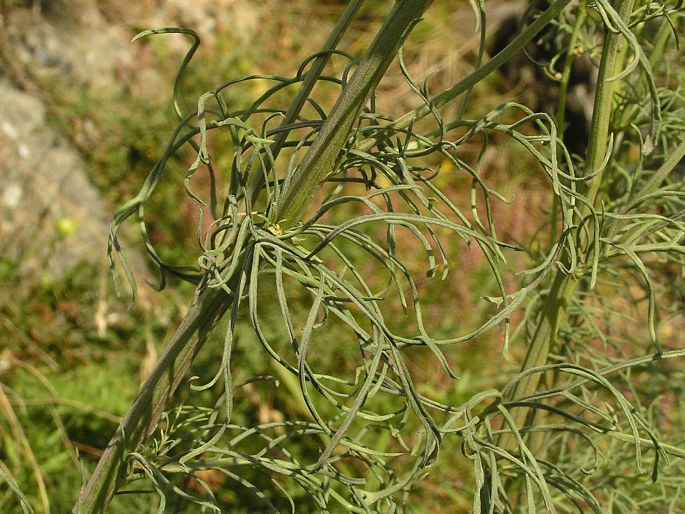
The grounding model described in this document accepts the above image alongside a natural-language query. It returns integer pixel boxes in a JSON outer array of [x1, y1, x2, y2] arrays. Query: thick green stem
[[498, 0, 636, 454], [74, 2, 432, 512], [244, 0, 365, 205], [583, 0, 635, 204], [73, 285, 232, 513], [278, 0, 433, 226]]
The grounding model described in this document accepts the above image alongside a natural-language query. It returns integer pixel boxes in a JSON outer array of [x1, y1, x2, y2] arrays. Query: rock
[[0, 0, 262, 291], [0, 79, 110, 282], [4, 3, 133, 93]]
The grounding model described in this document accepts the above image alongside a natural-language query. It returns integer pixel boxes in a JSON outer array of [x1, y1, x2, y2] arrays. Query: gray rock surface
[[0, 0, 261, 288], [0, 79, 110, 281]]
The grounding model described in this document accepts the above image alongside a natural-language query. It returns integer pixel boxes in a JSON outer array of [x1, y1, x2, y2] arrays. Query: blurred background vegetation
[[0, 0, 683, 512]]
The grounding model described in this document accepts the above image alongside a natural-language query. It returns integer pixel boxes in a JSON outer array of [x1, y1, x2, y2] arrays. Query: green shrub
[[5, 1, 685, 512]]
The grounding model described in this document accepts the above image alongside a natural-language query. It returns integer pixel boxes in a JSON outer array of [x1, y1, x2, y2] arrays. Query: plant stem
[[244, 0, 365, 205], [583, 0, 635, 206], [73, 3, 433, 512], [551, 3, 587, 246], [278, 0, 434, 227], [354, 0, 573, 153], [73, 285, 232, 514], [498, 0, 637, 454], [556, 3, 588, 146]]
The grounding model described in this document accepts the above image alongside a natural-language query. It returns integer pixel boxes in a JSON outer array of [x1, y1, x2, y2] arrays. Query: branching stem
[[73, 3, 432, 512], [498, 0, 637, 455]]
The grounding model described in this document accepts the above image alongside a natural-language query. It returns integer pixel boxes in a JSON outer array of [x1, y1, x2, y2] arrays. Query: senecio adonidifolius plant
[[72, 1, 685, 513]]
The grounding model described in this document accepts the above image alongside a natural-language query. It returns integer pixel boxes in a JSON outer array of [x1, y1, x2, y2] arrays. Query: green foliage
[[99, 1, 685, 512], [2, 1, 685, 513]]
